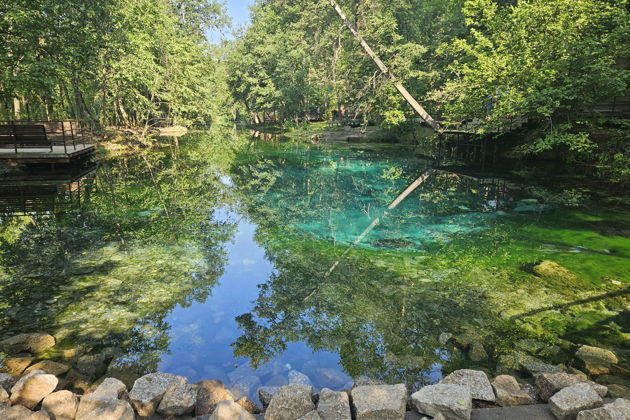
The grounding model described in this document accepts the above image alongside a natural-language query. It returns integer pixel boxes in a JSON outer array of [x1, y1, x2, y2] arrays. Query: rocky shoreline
[[0, 332, 628, 419]]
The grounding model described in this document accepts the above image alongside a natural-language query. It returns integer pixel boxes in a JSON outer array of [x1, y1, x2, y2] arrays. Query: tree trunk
[[12, 97, 21, 120], [326, 0, 439, 131]]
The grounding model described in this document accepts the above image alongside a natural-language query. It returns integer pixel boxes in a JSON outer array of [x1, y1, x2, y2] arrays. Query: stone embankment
[[0, 332, 628, 419]]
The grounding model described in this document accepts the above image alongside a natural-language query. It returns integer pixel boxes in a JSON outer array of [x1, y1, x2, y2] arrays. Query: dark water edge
[[0, 129, 627, 401]]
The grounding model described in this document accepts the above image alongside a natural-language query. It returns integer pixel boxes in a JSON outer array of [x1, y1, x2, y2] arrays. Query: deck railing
[[0, 120, 88, 154]]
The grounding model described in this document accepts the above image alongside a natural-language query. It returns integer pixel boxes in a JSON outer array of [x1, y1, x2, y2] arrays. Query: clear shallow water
[[0, 131, 628, 400]]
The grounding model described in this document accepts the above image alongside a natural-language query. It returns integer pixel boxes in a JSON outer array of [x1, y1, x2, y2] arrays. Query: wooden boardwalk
[[0, 144, 95, 163]]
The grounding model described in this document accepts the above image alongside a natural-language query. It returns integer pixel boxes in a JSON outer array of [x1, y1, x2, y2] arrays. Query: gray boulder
[[211, 400, 256, 420], [157, 382, 197, 416], [197, 379, 235, 415], [491, 375, 534, 407], [576, 346, 619, 375], [10, 370, 58, 409], [411, 384, 472, 420], [258, 386, 280, 408], [265, 384, 315, 420], [577, 398, 630, 420], [128, 372, 187, 417], [441, 370, 495, 402], [535, 373, 608, 402], [549, 383, 603, 420], [351, 384, 407, 420], [317, 388, 351, 420], [42, 390, 78, 420]]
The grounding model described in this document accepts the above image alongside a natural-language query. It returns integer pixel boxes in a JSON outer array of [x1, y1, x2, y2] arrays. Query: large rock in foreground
[[549, 383, 603, 420], [411, 384, 472, 420], [441, 369, 495, 402], [264, 384, 315, 420], [577, 398, 630, 420], [575, 346, 618, 375], [157, 382, 197, 416], [76, 399, 135, 420], [351, 384, 407, 420], [42, 390, 79, 420], [10, 370, 58, 409], [491, 375, 534, 407], [317, 388, 351, 420], [535, 373, 607, 402], [128, 372, 187, 417]]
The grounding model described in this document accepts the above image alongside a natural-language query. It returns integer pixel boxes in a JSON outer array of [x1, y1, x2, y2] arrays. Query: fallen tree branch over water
[[326, 0, 440, 132]]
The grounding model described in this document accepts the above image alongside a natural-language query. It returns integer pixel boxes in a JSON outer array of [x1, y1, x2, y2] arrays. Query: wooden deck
[[0, 144, 95, 163]]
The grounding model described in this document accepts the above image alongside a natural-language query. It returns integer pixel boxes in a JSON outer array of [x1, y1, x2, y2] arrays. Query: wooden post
[[326, 0, 440, 131]]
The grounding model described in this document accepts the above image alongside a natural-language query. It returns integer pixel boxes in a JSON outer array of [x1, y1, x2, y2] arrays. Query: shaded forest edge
[[1, 0, 629, 182]]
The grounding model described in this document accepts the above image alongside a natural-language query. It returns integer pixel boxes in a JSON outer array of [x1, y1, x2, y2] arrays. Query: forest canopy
[[0, 0, 229, 127]]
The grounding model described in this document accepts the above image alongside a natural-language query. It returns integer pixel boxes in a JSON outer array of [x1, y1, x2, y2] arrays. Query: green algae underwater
[[0, 129, 627, 395]]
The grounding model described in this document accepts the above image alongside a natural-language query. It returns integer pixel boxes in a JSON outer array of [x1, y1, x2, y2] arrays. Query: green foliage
[[226, 0, 454, 125], [0, 0, 229, 128], [434, 0, 629, 132]]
